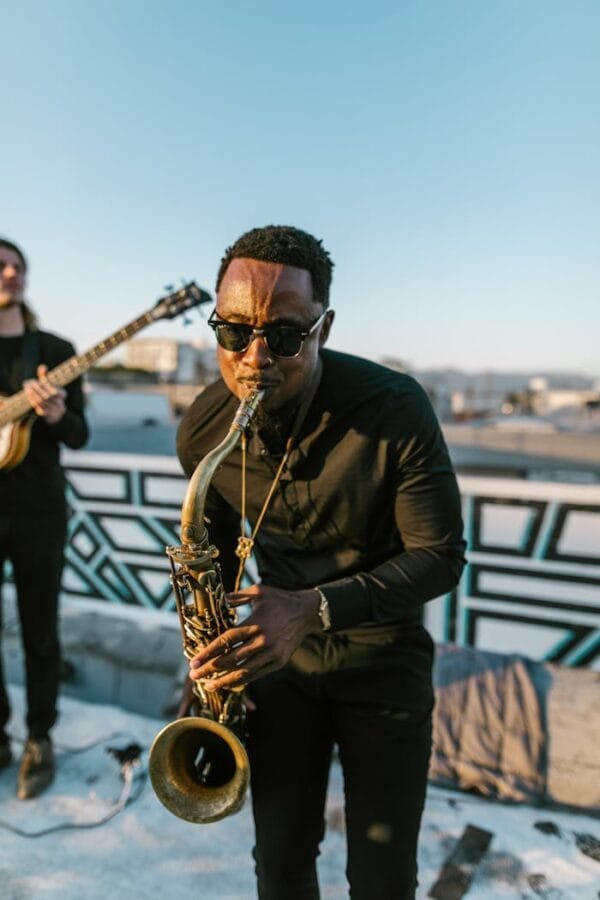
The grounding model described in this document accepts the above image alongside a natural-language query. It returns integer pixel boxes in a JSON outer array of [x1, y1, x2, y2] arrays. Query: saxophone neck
[[180, 389, 264, 546]]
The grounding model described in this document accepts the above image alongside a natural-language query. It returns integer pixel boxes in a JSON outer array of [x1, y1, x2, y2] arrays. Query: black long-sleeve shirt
[[0, 330, 89, 514], [177, 349, 465, 636]]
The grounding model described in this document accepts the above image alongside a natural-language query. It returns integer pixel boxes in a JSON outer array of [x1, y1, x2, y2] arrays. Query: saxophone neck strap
[[234, 365, 322, 591]]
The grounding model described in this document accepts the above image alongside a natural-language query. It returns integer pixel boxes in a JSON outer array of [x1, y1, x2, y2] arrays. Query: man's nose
[[242, 334, 273, 367]]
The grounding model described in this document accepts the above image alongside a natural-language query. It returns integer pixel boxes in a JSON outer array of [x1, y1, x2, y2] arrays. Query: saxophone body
[[149, 390, 263, 824]]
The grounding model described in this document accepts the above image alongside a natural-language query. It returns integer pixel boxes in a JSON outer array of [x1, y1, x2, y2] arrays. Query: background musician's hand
[[23, 364, 67, 425], [188, 584, 321, 691], [176, 675, 196, 719]]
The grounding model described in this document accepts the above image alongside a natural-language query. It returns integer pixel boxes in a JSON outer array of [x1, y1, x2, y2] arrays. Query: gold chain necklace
[[233, 432, 293, 591], [232, 370, 321, 592]]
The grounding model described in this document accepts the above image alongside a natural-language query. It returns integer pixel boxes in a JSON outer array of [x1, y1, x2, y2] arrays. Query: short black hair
[[216, 225, 334, 308], [0, 238, 28, 273]]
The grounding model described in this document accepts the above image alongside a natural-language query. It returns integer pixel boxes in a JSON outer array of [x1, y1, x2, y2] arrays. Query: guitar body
[[0, 401, 34, 470]]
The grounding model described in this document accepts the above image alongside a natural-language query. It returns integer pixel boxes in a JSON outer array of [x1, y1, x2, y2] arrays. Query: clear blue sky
[[3, 1, 599, 376]]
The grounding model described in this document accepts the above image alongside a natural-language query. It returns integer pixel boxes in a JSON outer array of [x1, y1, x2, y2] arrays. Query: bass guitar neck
[[0, 281, 210, 470]]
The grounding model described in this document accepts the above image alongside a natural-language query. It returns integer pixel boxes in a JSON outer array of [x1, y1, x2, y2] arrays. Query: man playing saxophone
[[177, 225, 465, 900]]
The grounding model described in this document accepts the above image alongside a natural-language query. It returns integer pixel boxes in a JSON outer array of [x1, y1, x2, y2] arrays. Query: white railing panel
[[55, 453, 600, 668], [425, 475, 600, 668]]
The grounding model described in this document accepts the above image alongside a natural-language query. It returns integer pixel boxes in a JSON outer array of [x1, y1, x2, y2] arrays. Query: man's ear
[[318, 310, 335, 348]]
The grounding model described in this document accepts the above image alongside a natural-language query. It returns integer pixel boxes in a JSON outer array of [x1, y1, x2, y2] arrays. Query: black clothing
[[178, 350, 464, 627], [177, 349, 465, 898], [248, 660, 433, 900], [0, 511, 66, 739], [0, 329, 88, 740], [0, 331, 88, 513]]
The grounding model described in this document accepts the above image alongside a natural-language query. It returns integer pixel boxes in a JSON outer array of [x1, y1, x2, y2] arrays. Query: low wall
[[4, 595, 597, 812], [430, 643, 600, 812], [444, 424, 600, 465], [2, 590, 182, 720]]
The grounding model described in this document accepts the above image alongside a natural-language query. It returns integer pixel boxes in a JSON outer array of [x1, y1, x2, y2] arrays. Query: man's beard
[[252, 397, 301, 455]]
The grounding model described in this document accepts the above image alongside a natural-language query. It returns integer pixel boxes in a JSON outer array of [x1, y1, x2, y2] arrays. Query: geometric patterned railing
[[63, 450, 186, 611], [424, 476, 600, 668], [60, 453, 600, 668]]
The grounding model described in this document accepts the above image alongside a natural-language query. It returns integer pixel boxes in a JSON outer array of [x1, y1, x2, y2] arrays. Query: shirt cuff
[[317, 576, 371, 631]]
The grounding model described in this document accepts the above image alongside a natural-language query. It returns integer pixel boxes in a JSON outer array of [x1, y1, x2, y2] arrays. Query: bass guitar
[[0, 282, 211, 470]]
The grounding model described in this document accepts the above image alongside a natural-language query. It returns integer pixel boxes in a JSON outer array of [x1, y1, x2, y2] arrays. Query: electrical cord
[[0, 735, 148, 838]]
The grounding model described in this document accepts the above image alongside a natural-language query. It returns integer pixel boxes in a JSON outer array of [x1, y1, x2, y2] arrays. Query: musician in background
[[178, 225, 465, 899], [0, 238, 88, 799]]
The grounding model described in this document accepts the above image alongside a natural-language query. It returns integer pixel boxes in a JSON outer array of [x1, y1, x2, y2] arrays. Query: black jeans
[[0, 511, 66, 740], [247, 657, 432, 900]]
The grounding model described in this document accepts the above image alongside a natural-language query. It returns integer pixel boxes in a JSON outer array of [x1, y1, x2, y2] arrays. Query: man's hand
[[189, 584, 321, 691], [23, 364, 67, 425]]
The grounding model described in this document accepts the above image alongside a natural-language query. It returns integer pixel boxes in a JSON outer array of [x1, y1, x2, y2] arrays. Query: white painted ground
[[0, 685, 598, 899]]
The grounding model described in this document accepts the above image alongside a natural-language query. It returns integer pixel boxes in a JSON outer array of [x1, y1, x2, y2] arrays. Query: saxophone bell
[[149, 715, 249, 824]]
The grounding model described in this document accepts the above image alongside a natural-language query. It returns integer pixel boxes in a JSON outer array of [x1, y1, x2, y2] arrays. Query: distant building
[[447, 386, 507, 422], [531, 388, 600, 415], [529, 376, 548, 392], [125, 338, 217, 383]]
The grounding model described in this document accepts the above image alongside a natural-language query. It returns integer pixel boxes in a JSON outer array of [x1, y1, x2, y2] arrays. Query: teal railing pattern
[[7, 452, 596, 666], [62, 450, 186, 611], [426, 476, 600, 667]]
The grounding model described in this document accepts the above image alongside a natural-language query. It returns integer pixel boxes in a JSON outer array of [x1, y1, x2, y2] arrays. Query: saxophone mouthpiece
[[232, 389, 264, 432]]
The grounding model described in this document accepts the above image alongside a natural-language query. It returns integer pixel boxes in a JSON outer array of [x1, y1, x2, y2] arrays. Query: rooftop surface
[[1, 685, 598, 899]]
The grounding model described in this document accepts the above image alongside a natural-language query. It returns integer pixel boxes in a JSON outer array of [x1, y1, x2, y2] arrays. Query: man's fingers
[[23, 383, 67, 423], [190, 626, 260, 666], [24, 378, 64, 405], [226, 594, 252, 609], [200, 651, 275, 692], [189, 629, 272, 688], [226, 587, 260, 608]]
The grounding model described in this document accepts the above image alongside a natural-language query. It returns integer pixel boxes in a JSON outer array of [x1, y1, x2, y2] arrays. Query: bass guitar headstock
[[152, 282, 213, 321]]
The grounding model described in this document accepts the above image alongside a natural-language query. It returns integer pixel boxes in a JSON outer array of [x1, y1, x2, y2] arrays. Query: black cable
[[0, 736, 148, 838], [7, 730, 148, 755]]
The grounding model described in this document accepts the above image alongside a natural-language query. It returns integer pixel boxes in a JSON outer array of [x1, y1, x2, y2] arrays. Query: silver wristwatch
[[316, 588, 332, 632]]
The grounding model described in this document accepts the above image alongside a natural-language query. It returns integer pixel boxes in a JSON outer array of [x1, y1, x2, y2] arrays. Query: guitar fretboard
[[0, 309, 156, 427]]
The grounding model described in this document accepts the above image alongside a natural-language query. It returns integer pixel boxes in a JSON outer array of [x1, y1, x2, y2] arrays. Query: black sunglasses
[[207, 309, 328, 358]]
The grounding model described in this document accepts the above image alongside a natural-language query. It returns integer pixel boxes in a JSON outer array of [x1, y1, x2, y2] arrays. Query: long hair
[[20, 301, 39, 331]]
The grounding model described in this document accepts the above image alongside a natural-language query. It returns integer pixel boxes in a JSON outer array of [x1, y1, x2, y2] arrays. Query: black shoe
[[17, 737, 55, 799], [0, 741, 12, 770]]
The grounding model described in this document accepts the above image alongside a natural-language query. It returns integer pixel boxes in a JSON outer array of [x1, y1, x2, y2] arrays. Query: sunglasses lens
[[214, 324, 252, 352], [266, 328, 303, 357], [210, 319, 307, 357]]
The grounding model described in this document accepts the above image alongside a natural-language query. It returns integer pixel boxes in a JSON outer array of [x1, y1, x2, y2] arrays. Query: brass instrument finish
[[149, 390, 263, 824]]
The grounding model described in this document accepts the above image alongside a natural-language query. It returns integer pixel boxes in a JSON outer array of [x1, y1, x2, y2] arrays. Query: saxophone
[[149, 390, 264, 824]]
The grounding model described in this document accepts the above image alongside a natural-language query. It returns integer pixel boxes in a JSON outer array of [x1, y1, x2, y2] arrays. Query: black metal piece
[[428, 824, 493, 900]]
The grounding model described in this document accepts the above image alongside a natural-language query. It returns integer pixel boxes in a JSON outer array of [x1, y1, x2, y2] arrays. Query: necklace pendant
[[235, 535, 255, 561]]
